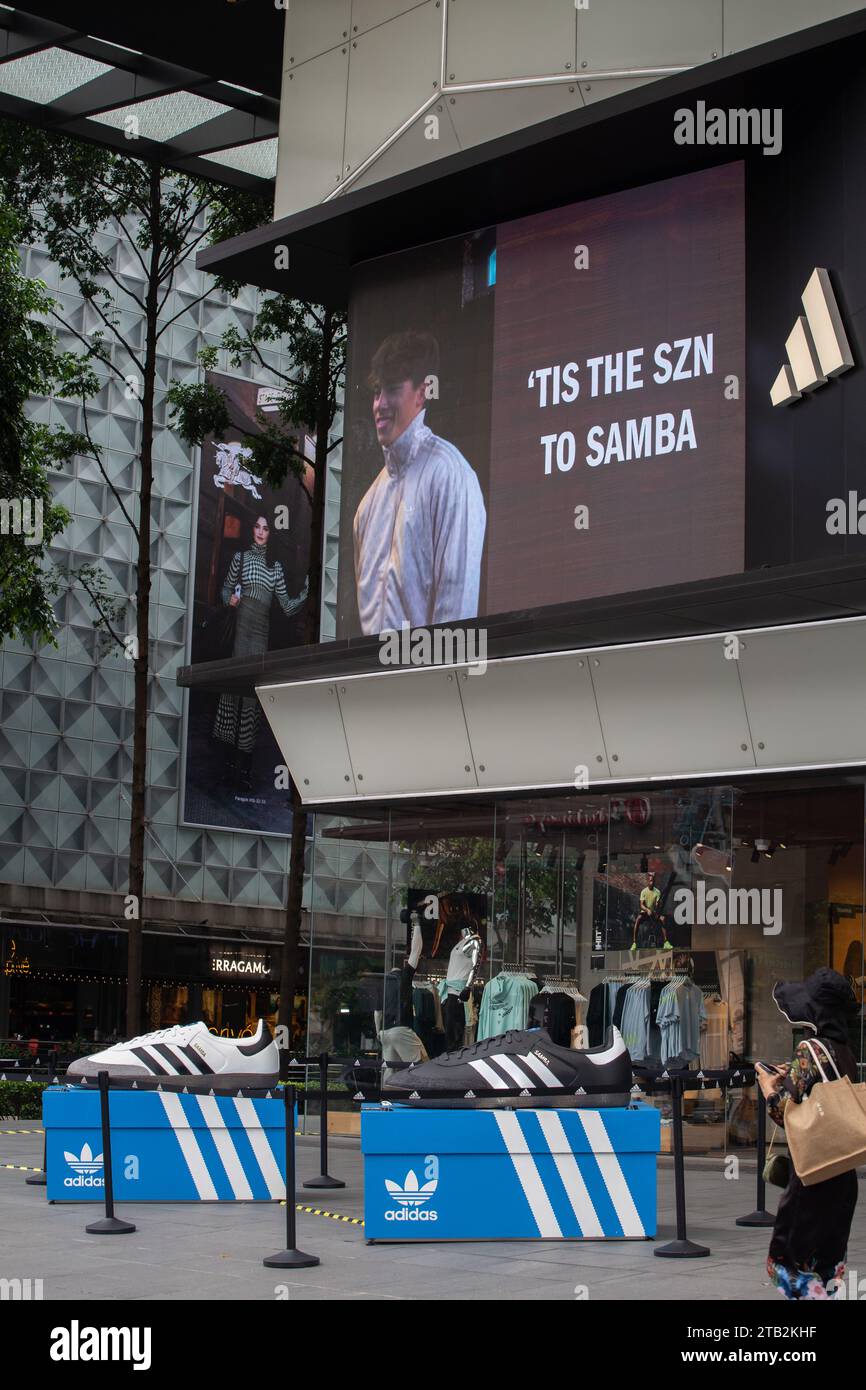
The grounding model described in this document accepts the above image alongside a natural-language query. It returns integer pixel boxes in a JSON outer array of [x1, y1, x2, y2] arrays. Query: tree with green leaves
[[0, 118, 269, 1033], [0, 202, 81, 643], [169, 296, 346, 1058]]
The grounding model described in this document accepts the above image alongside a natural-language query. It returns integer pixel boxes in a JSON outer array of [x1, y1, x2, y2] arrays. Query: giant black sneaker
[[381, 1027, 632, 1108]]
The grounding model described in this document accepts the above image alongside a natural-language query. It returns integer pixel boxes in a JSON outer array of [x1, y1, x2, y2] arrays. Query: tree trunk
[[302, 306, 332, 648], [277, 310, 334, 1067], [125, 163, 161, 1035], [277, 786, 308, 1060]]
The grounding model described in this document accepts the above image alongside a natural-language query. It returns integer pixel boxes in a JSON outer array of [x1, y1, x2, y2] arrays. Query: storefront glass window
[[301, 778, 866, 1151]]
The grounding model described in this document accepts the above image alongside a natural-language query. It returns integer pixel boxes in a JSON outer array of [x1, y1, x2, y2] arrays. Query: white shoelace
[[128, 1024, 200, 1046]]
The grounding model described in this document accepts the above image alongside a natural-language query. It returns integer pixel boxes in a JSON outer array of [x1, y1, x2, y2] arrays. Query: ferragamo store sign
[[209, 950, 272, 977]]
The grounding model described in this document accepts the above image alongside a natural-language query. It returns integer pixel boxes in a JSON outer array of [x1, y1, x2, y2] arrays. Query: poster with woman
[[181, 372, 313, 834]]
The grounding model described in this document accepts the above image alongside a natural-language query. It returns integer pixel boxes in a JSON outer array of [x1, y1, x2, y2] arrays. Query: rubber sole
[[382, 1091, 632, 1110], [64, 1070, 279, 1094]]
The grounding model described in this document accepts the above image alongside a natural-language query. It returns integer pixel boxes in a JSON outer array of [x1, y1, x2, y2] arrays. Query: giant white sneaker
[[66, 1019, 279, 1092]]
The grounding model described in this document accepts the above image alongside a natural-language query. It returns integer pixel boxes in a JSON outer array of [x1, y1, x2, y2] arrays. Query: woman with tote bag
[[757, 968, 860, 1300]]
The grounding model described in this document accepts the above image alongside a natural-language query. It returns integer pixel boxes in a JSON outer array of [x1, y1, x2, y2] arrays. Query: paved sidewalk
[[1, 1128, 863, 1301]]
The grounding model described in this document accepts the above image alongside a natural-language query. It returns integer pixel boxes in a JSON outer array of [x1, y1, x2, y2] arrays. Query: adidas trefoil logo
[[63, 1141, 104, 1189], [64, 1142, 103, 1175], [771, 268, 854, 406], [385, 1168, 437, 1207], [384, 1167, 439, 1224]]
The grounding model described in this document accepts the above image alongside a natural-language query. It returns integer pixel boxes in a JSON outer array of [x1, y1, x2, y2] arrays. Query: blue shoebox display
[[44, 1085, 286, 1202], [362, 1104, 660, 1240]]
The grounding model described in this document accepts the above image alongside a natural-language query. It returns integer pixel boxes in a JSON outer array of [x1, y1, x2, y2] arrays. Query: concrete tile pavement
[[1, 1128, 863, 1301]]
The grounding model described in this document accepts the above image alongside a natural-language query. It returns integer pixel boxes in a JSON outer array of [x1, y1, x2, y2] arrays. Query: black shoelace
[[437, 1030, 522, 1063]]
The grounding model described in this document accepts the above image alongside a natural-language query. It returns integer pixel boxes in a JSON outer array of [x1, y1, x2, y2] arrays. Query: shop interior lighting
[[86, 36, 143, 56]]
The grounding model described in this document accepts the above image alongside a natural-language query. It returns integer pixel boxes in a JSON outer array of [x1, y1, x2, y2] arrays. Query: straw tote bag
[[785, 1039, 866, 1187]]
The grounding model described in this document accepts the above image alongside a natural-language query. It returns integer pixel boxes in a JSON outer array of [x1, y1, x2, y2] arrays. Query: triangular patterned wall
[[0, 221, 363, 922]]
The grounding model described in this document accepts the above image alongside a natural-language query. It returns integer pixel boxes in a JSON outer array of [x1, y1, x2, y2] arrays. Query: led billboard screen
[[337, 162, 745, 637]]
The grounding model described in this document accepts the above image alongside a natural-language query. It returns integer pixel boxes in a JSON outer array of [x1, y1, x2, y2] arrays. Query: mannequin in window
[[379, 913, 428, 1079], [443, 927, 482, 1051]]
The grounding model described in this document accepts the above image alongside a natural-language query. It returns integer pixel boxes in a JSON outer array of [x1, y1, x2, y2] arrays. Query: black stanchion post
[[264, 1084, 320, 1269], [736, 1070, 775, 1227], [85, 1071, 135, 1235], [304, 1052, 346, 1191], [655, 1073, 710, 1258], [25, 1129, 47, 1187]]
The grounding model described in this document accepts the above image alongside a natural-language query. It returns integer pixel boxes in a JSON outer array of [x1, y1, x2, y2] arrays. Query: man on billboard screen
[[353, 330, 487, 634]]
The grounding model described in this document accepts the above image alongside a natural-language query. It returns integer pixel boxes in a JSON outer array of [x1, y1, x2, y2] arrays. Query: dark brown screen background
[[486, 163, 745, 612], [337, 162, 745, 634]]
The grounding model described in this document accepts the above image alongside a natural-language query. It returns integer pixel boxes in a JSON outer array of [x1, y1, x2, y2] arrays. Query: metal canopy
[[176, 554, 866, 699], [0, 3, 281, 191], [193, 8, 866, 303], [257, 615, 866, 807]]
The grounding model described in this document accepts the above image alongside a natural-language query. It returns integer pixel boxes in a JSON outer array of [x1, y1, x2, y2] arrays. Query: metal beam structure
[[0, 5, 281, 192]]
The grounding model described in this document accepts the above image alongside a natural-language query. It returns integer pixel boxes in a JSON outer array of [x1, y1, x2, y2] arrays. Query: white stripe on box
[[494, 1112, 563, 1238], [196, 1095, 253, 1200], [520, 1052, 561, 1088], [159, 1092, 218, 1201], [535, 1110, 605, 1238], [469, 1059, 510, 1089], [490, 1055, 536, 1088], [576, 1110, 645, 1237], [233, 1096, 285, 1198]]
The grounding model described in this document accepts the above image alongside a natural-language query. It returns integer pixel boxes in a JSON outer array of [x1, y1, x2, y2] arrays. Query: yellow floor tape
[[285, 1202, 364, 1227], [2, 1161, 362, 1220]]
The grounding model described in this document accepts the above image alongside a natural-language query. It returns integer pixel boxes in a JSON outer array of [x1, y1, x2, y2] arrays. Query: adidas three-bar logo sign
[[468, 1051, 561, 1091], [771, 268, 854, 406]]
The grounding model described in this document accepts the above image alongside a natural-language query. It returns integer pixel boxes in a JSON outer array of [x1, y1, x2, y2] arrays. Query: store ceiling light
[[202, 138, 278, 180], [218, 80, 264, 98], [0, 48, 112, 104], [86, 36, 142, 56], [89, 91, 233, 142]]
